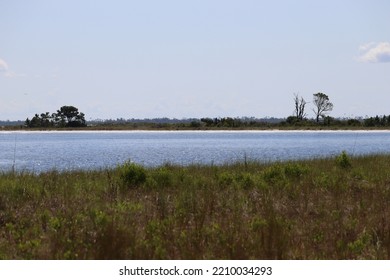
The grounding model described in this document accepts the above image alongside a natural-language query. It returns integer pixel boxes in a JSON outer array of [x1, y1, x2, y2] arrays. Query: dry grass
[[0, 153, 389, 259]]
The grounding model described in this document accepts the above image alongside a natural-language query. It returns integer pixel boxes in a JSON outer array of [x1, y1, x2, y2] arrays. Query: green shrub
[[235, 172, 255, 189], [151, 167, 173, 188], [284, 163, 309, 178], [313, 172, 334, 189], [118, 161, 147, 187], [347, 229, 373, 256], [336, 151, 352, 169], [217, 172, 234, 186], [262, 164, 285, 184]]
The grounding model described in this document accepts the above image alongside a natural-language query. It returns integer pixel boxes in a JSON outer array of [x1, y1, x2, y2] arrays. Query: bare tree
[[294, 93, 307, 121], [313, 92, 333, 122]]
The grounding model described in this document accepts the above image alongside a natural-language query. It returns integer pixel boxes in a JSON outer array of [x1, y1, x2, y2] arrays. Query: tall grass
[[0, 153, 389, 259]]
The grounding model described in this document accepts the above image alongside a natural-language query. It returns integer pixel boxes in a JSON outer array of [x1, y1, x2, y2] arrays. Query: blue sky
[[1, 0, 389, 120]]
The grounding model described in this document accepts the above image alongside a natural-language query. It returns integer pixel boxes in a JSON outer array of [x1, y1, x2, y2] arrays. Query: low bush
[[117, 161, 147, 188], [284, 163, 309, 178], [336, 151, 352, 169]]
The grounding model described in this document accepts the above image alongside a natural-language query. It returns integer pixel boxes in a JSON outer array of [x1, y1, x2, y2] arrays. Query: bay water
[[1, 130, 390, 173]]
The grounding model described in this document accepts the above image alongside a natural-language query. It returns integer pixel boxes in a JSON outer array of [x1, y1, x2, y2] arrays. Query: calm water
[[1, 130, 390, 173]]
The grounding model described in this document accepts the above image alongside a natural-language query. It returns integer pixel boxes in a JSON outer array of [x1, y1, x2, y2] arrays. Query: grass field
[[0, 152, 389, 259]]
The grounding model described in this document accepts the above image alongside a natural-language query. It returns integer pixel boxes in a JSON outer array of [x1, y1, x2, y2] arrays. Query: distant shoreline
[[2, 126, 390, 132]]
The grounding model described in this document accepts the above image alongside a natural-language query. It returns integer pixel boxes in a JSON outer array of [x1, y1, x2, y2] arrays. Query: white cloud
[[358, 42, 390, 63], [0, 58, 9, 72], [0, 58, 26, 78]]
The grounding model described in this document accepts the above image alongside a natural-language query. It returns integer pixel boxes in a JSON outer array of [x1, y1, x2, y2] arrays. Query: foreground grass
[[0, 154, 390, 259]]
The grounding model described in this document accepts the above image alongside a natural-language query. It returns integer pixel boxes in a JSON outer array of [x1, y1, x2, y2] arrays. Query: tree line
[[18, 96, 390, 129], [25, 106, 86, 128]]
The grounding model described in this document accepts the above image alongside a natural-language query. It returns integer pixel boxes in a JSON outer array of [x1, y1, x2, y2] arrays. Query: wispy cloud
[[0, 58, 26, 78], [0, 58, 9, 72], [358, 42, 390, 63]]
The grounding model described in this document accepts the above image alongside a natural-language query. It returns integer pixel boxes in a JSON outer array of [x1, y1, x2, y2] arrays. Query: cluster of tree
[[86, 116, 282, 129], [364, 115, 390, 127], [199, 117, 271, 128], [25, 106, 86, 128], [88, 117, 200, 125], [201, 117, 239, 127], [287, 92, 390, 128], [287, 92, 334, 124]]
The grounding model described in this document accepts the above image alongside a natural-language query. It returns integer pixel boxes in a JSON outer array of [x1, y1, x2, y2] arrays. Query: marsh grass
[[0, 153, 390, 259]]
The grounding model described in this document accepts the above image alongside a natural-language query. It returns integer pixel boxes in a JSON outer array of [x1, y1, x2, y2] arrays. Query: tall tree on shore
[[55, 105, 86, 127], [313, 92, 333, 123], [293, 93, 307, 121]]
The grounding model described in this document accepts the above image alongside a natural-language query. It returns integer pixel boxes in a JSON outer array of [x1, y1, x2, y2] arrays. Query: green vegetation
[[1, 152, 390, 259], [4, 116, 390, 131], [25, 105, 86, 128]]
